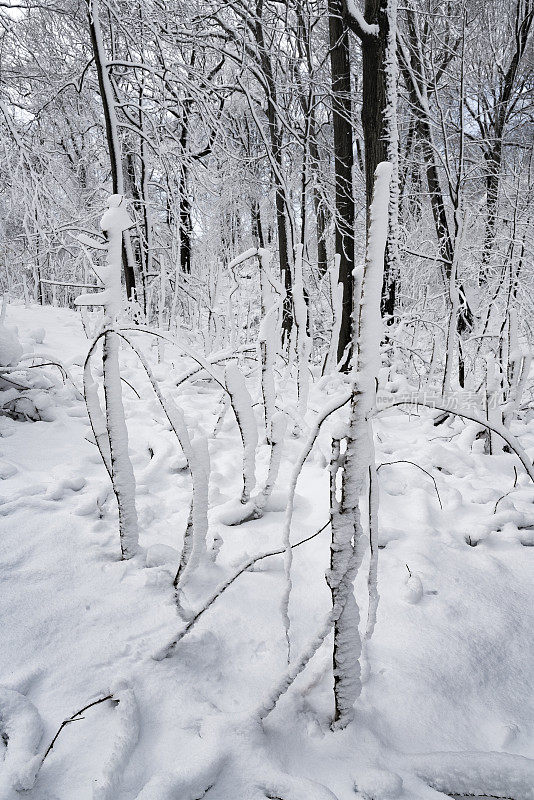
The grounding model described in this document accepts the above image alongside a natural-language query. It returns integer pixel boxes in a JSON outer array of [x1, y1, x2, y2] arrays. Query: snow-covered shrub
[[0, 302, 77, 422]]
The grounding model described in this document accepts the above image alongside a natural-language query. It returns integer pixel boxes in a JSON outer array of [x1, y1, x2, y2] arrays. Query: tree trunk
[[86, 0, 136, 299], [342, 0, 398, 327], [255, 0, 293, 342], [328, 0, 355, 367]]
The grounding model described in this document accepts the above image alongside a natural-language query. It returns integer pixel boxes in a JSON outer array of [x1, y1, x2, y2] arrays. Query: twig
[[155, 521, 331, 659], [120, 377, 140, 399], [377, 460, 443, 510], [380, 396, 534, 483], [40, 279, 104, 289], [40, 694, 114, 765], [493, 466, 518, 514], [0, 373, 31, 389]]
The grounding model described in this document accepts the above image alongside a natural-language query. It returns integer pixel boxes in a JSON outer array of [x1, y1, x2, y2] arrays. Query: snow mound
[[0, 687, 44, 791], [407, 750, 534, 800]]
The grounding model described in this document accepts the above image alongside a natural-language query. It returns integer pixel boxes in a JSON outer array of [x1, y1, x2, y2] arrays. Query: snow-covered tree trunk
[[384, 0, 400, 318], [174, 433, 210, 607], [102, 331, 138, 559], [293, 243, 312, 423], [324, 254, 344, 374], [485, 353, 504, 455], [257, 248, 282, 443], [225, 363, 258, 504], [327, 437, 364, 727], [253, 410, 287, 516], [77, 195, 139, 560], [328, 162, 392, 728]]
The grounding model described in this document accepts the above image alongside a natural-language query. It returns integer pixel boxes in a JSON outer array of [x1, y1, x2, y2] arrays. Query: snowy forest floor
[[1, 302, 534, 800]]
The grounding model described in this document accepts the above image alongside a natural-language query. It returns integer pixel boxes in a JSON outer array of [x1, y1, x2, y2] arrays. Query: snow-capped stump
[[169, 453, 189, 472], [403, 567, 423, 604], [0, 687, 44, 792], [93, 683, 139, 800]]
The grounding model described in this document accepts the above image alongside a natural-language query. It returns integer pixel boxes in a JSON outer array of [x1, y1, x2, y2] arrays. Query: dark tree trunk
[[179, 179, 192, 274], [360, 1, 388, 215], [87, 0, 136, 299], [251, 199, 265, 249], [328, 0, 355, 368], [342, 0, 397, 326], [255, 0, 293, 342], [125, 148, 146, 301], [178, 113, 192, 274], [361, 1, 397, 321], [482, 145, 502, 276]]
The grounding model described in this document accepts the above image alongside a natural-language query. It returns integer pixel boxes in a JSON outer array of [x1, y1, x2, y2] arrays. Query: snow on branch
[[343, 0, 380, 39]]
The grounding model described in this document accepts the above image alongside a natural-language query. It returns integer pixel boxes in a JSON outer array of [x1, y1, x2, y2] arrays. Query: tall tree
[[328, 0, 355, 366], [86, 0, 137, 299]]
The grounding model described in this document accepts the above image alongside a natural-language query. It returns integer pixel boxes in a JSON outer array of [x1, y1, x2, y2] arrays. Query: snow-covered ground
[[1, 302, 533, 799]]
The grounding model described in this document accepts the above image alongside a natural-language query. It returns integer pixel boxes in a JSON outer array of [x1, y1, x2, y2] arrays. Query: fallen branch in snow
[[40, 278, 104, 290], [19, 353, 83, 397], [174, 346, 257, 390], [0, 372, 31, 390], [377, 460, 443, 510], [154, 521, 331, 660], [379, 396, 534, 483], [40, 694, 114, 765], [405, 749, 534, 800]]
